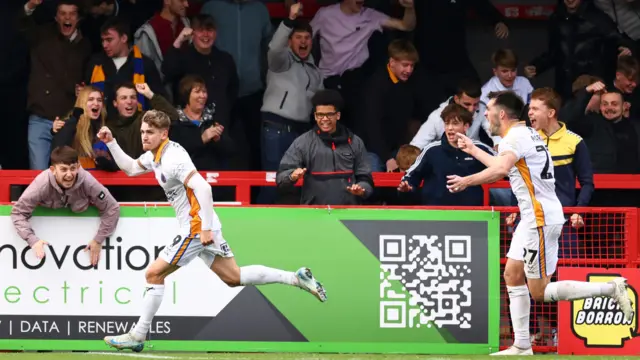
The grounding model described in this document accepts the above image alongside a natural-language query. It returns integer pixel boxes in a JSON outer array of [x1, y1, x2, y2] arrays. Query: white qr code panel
[[379, 235, 472, 329]]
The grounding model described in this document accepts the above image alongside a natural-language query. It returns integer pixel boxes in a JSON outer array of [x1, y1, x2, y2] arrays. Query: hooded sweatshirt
[[11, 168, 120, 247], [276, 123, 374, 205]]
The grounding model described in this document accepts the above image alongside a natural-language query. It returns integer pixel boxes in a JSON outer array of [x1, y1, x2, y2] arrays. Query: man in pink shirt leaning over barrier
[[10, 146, 120, 266]]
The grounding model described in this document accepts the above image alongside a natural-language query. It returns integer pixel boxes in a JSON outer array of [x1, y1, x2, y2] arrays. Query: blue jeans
[[257, 119, 302, 204], [28, 114, 53, 170], [490, 188, 516, 206], [366, 152, 385, 172]]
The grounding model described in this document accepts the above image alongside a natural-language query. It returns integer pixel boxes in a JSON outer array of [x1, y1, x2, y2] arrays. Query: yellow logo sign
[[572, 274, 638, 347]]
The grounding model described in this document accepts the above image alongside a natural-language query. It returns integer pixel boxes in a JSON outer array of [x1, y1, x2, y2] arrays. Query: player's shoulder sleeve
[[497, 128, 524, 160], [136, 151, 154, 170], [164, 143, 198, 184]]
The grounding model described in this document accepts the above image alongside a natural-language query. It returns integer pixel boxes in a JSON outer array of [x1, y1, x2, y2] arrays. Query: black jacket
[[606, 80, 640, 119], [564, 89, 640, 173], [568, 113, 640, 173], [162, 45, 239, 127], [530, 1, 635, 98], [414, 0, 503, 70], [51, 110, 118, 171], [401, 135, 494, 206], [169, 108, 236, 171], [276, 124, 374, 205], [355, 65, 439, 161]]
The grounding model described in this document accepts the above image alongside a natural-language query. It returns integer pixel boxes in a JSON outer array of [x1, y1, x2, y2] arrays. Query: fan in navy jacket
[[398, 103, 495, 205]]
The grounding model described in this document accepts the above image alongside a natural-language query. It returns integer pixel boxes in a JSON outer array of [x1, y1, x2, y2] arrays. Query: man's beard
[[490, 121, 501, 136]]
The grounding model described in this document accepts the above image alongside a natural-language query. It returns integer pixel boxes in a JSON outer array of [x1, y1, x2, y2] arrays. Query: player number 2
[[522, 248, 538, 265], [536, 145, 553, 180]]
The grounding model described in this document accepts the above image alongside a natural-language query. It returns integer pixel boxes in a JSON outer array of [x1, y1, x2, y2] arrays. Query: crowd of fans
[[1, 0, 639, 207]]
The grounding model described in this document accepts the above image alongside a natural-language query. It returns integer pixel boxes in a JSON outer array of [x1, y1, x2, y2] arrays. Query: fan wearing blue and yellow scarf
[[84, 17, 167, 111]]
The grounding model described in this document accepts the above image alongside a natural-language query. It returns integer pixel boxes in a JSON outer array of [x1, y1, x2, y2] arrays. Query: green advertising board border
[[0, 206, 501, 354], [0, 340, 497, 354]]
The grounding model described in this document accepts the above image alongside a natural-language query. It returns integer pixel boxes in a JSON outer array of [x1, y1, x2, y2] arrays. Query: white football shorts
[[506, 223, 562, 279], [160, 230, 234, 268]]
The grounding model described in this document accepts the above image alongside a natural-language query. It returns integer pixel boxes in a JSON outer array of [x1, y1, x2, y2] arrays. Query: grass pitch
[[0, 353, 637, 360]]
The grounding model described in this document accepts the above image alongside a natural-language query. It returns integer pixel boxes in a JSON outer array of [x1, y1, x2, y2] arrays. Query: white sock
[[507, 285, 531, 349], [240, 265, 296, 286], [132, 284, 165, 341], [544, 281, 614, 302]]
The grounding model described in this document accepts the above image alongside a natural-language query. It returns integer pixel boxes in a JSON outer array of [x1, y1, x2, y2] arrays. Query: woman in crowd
[[170, 74, 235, 171], [51, 86, 117, 170]]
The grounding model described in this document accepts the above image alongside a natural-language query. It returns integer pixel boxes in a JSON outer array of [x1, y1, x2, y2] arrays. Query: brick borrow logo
[[571, 274, 639, 347]]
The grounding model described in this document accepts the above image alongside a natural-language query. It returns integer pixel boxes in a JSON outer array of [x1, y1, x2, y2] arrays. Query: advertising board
[[0, 206, 500, 354]]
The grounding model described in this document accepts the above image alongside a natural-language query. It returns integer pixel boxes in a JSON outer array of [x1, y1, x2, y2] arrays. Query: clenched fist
[[289, 2, 302, 20], [97, 126, 114, 143], [135, 83, 154, 99], [173, 27, 193, 48], [26, 0, 43, 11], [52, 117, 65, 134]]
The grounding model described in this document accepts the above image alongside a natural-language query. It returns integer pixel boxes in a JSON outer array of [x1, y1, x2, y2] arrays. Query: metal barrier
[[0, 170, 638, 354], [0, 170, 639, 205], [494, 206, 639, 353]]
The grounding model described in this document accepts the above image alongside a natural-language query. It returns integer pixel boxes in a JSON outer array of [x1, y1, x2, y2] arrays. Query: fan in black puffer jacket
[[528, 0, 636, 100]]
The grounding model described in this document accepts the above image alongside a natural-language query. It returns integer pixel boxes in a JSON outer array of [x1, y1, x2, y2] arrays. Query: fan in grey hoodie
[[10, 146, 120, 266], [260, 12, 323, 125], [257, 5, 324, 204]]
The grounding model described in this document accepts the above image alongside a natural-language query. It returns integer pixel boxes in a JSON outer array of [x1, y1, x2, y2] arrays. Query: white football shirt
[[498, 123, 565, 228], [138, 140, 222, 234]]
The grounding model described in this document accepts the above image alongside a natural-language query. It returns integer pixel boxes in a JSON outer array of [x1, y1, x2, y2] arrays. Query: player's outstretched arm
[[456, 133, 498, 167], [467, 151, 516, 186], [457, 133, 499, 168], [447, 151, 516, 193], [469, 143, 499, 168], [184, 170, 215, 231], [98, 126, 149, 177]]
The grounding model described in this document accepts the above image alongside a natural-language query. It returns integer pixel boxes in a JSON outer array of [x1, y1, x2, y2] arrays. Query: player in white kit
[[446, 91, 633, 356], [97, 109, 327, 352]]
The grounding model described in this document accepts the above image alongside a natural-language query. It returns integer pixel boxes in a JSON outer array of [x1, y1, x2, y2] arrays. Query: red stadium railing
[[0, 171, 639, 205], [0, 171, 638, 354]]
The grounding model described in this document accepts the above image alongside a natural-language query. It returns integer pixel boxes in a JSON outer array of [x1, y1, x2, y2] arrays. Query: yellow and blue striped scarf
[[90, 45, 147, 111]]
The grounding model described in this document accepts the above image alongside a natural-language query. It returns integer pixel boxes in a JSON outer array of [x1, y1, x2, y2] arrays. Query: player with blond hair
[[98, 110, 326, 352], [446, 90, 633, 355]]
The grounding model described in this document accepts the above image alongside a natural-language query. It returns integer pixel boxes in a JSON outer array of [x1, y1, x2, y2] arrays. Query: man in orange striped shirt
[[447, 91, 632, 355], [97, 110, 327, 353]]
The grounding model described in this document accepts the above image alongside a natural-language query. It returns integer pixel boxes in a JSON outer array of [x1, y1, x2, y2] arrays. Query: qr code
[[379, 234, 472, 329]]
